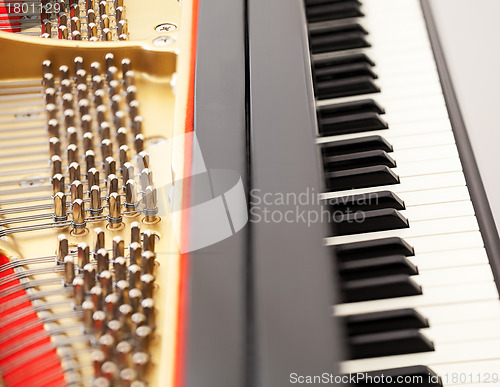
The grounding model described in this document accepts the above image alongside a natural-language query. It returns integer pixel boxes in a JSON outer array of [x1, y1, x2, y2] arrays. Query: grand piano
[[0, 0, 499, 386]]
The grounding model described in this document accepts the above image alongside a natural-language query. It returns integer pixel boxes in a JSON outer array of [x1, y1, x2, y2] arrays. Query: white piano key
[[326, 216, 479, 246], [409, 248, 489, 270], [419, 300, 500, 325], [395, 144, 459, 163], [335, 281, 499, 318], [407, 231, 484, 254], [416, 265, 493, 288], [422, 318, 500, 344], [402, 201, 474, 222], [395, 157, 462, 178], [342, 338, 500, 375]]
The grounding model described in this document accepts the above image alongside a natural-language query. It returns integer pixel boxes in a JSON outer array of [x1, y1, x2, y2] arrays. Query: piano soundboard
[[0, 0, 499, 386]]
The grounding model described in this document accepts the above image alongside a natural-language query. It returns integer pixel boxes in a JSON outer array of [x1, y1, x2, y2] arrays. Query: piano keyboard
[[305, 0, 500, 385]]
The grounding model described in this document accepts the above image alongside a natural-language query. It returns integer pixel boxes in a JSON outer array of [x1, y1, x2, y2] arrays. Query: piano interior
[[0, 0, 500, 386]]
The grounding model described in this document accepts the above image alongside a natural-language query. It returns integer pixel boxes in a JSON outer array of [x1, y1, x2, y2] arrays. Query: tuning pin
[[90, 185, 103, 216], [53, 192, 68, 222], [51, 155, 62, 176], [57, 234, 69, 264], [142, 230, 156, 253], [139, 169, 152, 193], [64, 109, 75, 128], [129, 288, 142, 312], [105, 292, 119, 321], [119, 145, 129, 171], [90, 61, 100, 78], [123, 163, 134, 187], [100, 120, 111, 139], [64, 256, 76, 285], [126, 86, 137, 104], [124, 70, 135, 88], [128, 242, 141, 266], [140, 274, 155, 298], [99, 1, 107, 16], [78, 242, 90, 269], [143, 187, 158, 222], [75, 70, 86, 87], [134, 134, 144, 153], [128, 264, 141, 289], [44, 87, 56, 105], [103, 28, 113, 41], [92, 350, 106, 378], [115, 6, 124, 21], [107, 174, 119, 196], [117, 127, 127, 147], [91, 284, 103, 310], [93, 310, 106, 337], [114, 257, 126, 282], [79, 99, 90, 117], [117, 20, 128, 36], [131, 312, 146, 332], [142, 298, 155, 328], [101, 15, 110, 30], [135, 326, 152, 352], [125, 180, 137, 210], [83, 299, 95, 333], [61, 79, 72, 95], [116, 280, 130, 305], [109, 79, 120, 98], [88, 22, 98, 38], [43, 73, 55, 90], [99, 334, 115, 360], [116, 341, 132, 369], [73, 276, 84, 307], [107, 66, 118, 83], [59, 65, 70, 81], [77, 83, 88, 100], [129, 100, 139, 120], [104, 157, 116, 180], [88, 168, 100, 190], [71, 15, 81, 31], [67, 127, 77, 145], [72, 199, 86, 235], [121, 59, 131, 74], [72, 30, 82, 40], [108, 193, 123, 229], [71, 180, 84, 203], [92, 74, 103, 92], [111, 94, 122, 114], [86, 150, 96, 172], [94, 89, 105, 106], [94, 228, 105, 254], [141, 251, 155, 275], [100, 270, 113, 297], [131, 221, 141, 244], [46, 104, 57, 122], [48, 118, 59, 138], [132, 352, 149, 381], [101, 139, 113, 160], [83, 263, 96, 292], [62, 93, 74, 110], [118, 303, 133, 334], [83, 131, 94, 151], [67, 143, 78, 164], [52, 173, 65, 195], [49, 137, 60, 157], [108, 319, 123, 343], [69, 162, 81, 183], [114, 111, 126, 128], [96, 248, 109, 274], [42, 60, 53, 76]]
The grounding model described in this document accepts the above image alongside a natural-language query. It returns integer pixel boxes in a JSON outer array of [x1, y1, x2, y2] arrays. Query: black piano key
[[314, 62, 377, 83], [316, 76, 380, 101], [306, 1, 363, 23], [326, 191, 405, 213], [321, 135, 393, 157], [305, 0, 357, 5], [345, 309, 428, 336], [342, 274, 422, 302], [349, 329, 434, 359], [325, 165, 399, 191], [324, 150, 396, 172], [314, 52, 375, 71], [318, 100, 387, 134], [339, 255, 418, 280], [336, 237, 415, 261], [309, 24, 370, 54], [334, 208, 409, 236]]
